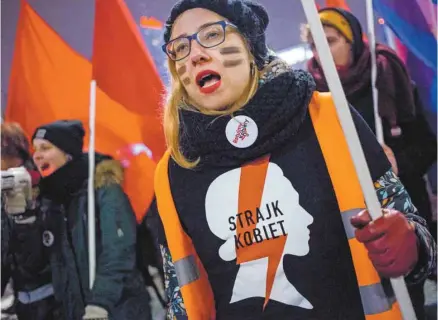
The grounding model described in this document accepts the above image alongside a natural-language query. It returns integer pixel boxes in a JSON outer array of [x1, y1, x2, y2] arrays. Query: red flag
[[92, 0, 166, 161], [325, 0, 351, 11], [6, 0, 155, 222]]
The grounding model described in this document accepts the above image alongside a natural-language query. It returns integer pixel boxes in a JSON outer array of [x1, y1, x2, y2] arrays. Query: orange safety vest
[[155, 92, 403, 320]]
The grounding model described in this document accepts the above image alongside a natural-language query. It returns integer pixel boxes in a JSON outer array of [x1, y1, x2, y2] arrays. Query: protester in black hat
[[1, 122, 64, 320], [145, 0, 436, 319], [304, 8, 437, 319], [4, 119, 152, 320]]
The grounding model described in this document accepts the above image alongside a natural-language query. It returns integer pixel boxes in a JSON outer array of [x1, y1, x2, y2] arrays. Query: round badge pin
[[42, 230, 54, 247], [225, 115, 258, 148]]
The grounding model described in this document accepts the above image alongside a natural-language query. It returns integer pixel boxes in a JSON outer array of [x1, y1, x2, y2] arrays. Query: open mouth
[[40, 163, 50, 172], [196, 70, 222, 94], [38, 163, 55, 177]]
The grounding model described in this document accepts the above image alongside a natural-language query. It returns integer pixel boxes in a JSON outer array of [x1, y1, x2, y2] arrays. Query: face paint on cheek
[[219, 46, 242, 55], [223, 59, 244, 68], [220, 46, 245, 68], [177, 65, 187, 76], [177, 65, 191, 86]]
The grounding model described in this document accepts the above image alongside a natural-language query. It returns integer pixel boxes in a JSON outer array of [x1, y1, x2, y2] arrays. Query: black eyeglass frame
[[162, 20, 238, 61]]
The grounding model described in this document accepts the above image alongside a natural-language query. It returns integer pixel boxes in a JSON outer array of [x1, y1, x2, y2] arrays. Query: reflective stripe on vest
[[310, 92, 402, 320], [341, 208, 363, 239], [174, 255, 200, 286], [17, 283, 54, 304], [360, 283, 394, 315]]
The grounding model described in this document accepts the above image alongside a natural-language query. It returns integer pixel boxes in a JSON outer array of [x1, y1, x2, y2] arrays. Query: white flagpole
[[300, 1, 416, 319], [88, 79, 97, 289], [383, 25, 397, 51], [365, 0, 384, 144]]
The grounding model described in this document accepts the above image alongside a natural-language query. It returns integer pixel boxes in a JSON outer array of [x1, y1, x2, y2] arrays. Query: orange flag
[[6, 0, 90, 139], [140, 16, 163, 30], [92, 0, 166, 161], [325, 0, 351, 11], [6, 0, 155, 221]]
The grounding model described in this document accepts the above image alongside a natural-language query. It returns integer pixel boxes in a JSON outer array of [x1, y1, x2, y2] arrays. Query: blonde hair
[[163, 47, 261, 169], [300, 23, 312, 43]]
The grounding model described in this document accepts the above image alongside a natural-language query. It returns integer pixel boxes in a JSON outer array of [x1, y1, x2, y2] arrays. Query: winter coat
[[37, 156, 151, 320], [1, 192, 63, 320]]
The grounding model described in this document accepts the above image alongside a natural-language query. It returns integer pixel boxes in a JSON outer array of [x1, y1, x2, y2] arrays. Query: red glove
[[350, 209, 418, 278]]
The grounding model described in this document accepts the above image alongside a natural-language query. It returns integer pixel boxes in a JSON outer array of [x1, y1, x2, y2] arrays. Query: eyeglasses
[[162, 20, 238, 61]]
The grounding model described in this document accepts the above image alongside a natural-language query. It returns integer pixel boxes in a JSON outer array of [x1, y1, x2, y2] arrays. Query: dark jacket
[[8, 156, 151, 320], [349, 82, 437, 225], [1, 211, 52, 294], [1, 193, 63, 320]]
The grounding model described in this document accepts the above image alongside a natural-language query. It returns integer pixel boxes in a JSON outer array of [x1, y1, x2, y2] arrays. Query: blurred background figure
[[1, 122, 63, 320], [303, 7, 437, 319]]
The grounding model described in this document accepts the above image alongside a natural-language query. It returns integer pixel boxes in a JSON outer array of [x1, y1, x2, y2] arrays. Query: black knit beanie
[[32, 120, 85, 159], [319, 7, 364, 63], [164, 0, 270, 69]]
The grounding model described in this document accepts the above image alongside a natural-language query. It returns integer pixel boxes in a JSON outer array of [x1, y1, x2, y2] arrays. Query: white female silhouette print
[[205, 160, 314, 309]]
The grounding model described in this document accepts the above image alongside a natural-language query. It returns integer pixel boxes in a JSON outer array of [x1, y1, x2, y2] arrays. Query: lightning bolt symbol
[[236, 155, 287, 309]]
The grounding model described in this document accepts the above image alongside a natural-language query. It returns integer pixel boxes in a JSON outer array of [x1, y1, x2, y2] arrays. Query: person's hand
[[83, 305, 108, 320], [350, 209, 418, 278], [382, 144, 398, 175]]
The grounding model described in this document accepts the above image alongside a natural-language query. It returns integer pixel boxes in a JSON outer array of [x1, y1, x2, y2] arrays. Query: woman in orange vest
[[146, 0, 437, 319]]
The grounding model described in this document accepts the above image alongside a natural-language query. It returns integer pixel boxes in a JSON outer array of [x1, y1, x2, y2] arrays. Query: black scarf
[[179, 68, 316, 167], [308, 43, 416, 127], [39, 153, 110, 205]]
